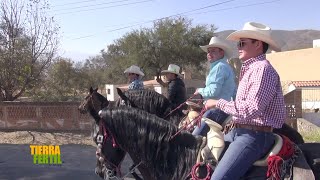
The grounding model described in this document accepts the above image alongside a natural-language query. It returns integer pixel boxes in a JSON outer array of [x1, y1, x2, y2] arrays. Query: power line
[[69, 0, 237, 40], [52, 0, 133, 12], [55, 0, 153, 15], [52, 0, 100, 7], [188, 0, 280, 17], [68, 0, 280, 40]]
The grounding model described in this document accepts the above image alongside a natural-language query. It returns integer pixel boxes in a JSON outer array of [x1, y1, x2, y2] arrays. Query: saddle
[[202, 117, 284, 167], [178, 101, 202, 130]]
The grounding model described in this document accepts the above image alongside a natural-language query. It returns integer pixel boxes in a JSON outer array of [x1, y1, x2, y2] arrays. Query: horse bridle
[[87, 94, 124, 179]]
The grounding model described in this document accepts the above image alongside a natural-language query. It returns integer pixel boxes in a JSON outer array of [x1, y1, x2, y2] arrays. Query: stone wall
[[0, 102, 93, 131]]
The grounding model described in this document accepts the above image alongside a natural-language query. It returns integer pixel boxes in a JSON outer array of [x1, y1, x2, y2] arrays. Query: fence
[[0, 102, 92, 131]]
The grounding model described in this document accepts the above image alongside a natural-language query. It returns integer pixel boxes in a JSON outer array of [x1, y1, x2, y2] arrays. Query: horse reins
[[170, 107, 207, 140], [164, 93, 199, 119]]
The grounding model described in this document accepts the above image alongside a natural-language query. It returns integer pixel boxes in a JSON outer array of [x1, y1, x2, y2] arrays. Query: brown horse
[[100, 106, 319, 180]]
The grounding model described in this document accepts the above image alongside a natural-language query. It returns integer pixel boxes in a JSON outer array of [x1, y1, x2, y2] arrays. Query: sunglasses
[[237, 39, 257, 48]]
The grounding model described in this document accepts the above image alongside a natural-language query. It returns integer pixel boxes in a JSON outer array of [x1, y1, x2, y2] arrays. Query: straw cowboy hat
[[161, 64, 183, 77], [227, 22, 281, 52], [124, 65, 145, 77], [200, 36, 233, 58]]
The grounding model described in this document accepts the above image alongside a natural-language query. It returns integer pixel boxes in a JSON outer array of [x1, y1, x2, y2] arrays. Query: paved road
[[0, 144, 135, 180]]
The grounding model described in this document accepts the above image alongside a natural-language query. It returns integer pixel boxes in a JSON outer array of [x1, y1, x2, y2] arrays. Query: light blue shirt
[[198, 56, 236, 101]]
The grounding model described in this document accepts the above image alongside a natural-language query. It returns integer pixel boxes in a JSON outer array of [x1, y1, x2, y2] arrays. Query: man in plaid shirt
[[205, 22, 286, 179]]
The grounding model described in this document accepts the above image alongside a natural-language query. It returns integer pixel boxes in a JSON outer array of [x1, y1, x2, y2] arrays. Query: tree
[[102, 17, 215, 83], [82, 55, 110, 88], [0, 0, 59, 101], [27, 57, 86, 101]]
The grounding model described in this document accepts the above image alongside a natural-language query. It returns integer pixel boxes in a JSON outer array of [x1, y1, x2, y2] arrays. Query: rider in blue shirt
[[193, 37, 236, 136]]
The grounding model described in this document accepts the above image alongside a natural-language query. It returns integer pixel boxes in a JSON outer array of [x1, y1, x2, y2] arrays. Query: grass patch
[[300, 131, 320, 143]]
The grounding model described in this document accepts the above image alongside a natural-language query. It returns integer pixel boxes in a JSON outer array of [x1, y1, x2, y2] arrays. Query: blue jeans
[[192, 109, 229, 136], [210, 128, 275, 180]]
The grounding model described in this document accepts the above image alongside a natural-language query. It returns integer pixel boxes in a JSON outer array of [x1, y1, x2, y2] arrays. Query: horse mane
[[100, 106, 203, 180], [116, 89, 182, 126]]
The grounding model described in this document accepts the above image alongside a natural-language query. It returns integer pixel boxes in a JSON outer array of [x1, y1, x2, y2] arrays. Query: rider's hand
[[193, 89, 199, 95], [204, 99, 218, 110]]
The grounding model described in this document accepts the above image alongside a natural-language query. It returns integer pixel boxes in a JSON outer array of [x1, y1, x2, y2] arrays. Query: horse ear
[[90, 87, 94, 94], [117, 88, 124, 98], [117, 88, 129, 102], [94, 87, 98, 92]]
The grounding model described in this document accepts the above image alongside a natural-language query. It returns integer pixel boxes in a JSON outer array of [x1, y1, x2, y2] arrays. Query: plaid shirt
[[128, 79, 144, 90], [217, 54, 285, 128]]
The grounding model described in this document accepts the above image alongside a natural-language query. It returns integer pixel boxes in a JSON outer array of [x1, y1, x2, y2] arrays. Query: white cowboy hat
[[200, 36, 233, 58], [161, 64, 183, 77], [124, 65, 145, 77], [227, 22, 281, 52]]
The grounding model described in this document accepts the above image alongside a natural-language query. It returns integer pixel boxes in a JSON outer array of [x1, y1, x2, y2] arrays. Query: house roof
[[290, 81, 320, 87]]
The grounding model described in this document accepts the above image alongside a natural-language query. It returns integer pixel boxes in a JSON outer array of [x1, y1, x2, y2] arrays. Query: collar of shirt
[[240, 54, 266, 80], [210, 56, 227, 69], [242, 54, 266, 67]]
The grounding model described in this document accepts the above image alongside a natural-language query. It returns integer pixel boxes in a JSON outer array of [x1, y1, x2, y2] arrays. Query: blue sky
[[49, 0, 320, 61]]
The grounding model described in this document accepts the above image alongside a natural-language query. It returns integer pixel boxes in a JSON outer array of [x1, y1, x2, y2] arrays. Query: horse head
[[78, 87, 109, 116], [78, 87, 126, 180]]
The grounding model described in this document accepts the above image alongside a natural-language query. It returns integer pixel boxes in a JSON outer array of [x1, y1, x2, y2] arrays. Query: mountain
[[216, 29, 320, 52]]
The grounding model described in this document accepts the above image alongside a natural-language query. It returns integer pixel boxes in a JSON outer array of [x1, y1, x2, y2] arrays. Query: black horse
[[100, 106, 319, 180], [78, 87, 126, 179], [79, 88, 185, 179]]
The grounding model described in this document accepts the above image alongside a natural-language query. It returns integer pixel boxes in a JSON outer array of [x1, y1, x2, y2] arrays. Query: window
[[107, 89, 111, 94]]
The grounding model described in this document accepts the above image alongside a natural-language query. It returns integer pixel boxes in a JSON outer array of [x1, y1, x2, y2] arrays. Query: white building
[[313, 39, 320, 48]]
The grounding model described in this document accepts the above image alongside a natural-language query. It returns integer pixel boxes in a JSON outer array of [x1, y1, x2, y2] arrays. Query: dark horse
[[78, 88, 184, 179], [78, 87, 126, 179], [100, 107, 319, 180]]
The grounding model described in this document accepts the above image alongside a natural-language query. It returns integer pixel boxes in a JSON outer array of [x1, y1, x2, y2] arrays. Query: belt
[[234, 123, 273, 132]]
